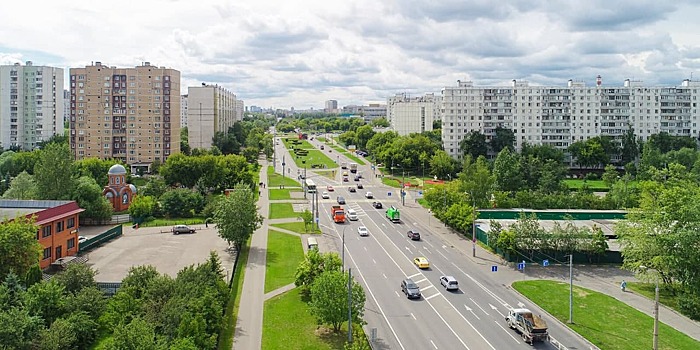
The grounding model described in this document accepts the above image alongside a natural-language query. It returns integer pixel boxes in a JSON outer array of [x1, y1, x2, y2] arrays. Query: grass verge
[[262, 288, 348, 350], [265, 231, 304, 293], [217, 239, 251, 350], [267, 166, 301, 188], [268, 188, 302, 200], [627, 282, 681, 312], [269, 203, 301, 219], [512, 280, 700, 350], [271, 222, 321, 234], [313, 170, 337, 180], [282, 138, 315, 149], [289, 149, 338, 169], [136, 217, 206, 227]]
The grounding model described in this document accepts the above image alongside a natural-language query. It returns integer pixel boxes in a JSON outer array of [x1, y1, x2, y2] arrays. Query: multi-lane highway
[[273, 135, 593, 350]]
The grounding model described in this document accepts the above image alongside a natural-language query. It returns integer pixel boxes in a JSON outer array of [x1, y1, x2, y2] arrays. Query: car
[[401, 278, 421, 299], [342, 171, 349, 176], [327, 185, 334, 191], [372, 201, 383, 209], [172, 225, 196, 235], [337, 196, 346, 204], [78, 236, 88, 244], [347, 209, 358, 221], [322, 191, 330, 199], [354, 176, 360, 181], [365, 191, 374, 199], [407, 230, 421, 240], [440, 276, 459, 291], [357, 183, 364, 189], [357, 226, 369, 236], [414, 257, 430, 269], [348, 187, 356, 192], [343, 177, 349, 182]]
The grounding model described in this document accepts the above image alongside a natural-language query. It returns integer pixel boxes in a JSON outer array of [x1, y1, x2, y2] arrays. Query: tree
[[34, 143, 75, 200], [105, 317, 161, 350], [492, 148, 522, 192], [2, 171, 37, 199], [490, 127, 515, 153], [129, 195, 157, 222], [53, 263, 97, 295], [459, 131, 487, 159], [309, 270, 366, 332], [65, 286, 107, 321], [620, 127, 639, 164], [602, 164, 620, 188], [295, 250, 342, 291], [213, 183, 263, 247], [72, 176, 113, 220], [429, 150, 454, 180], [159, 189, 204, 218], [0, 216, 41, 280], [73, 158, 118, 187], [180, 127, 191, 156], [458, 155, 493, 208], [370, 117, 390, 128], [140, 177, 168, 198], [354, 125, 376, 151], [300, 209, 313, 232], [211, 131, 239, 155], [24, 279, 67, 326], [0, 307, 43, 350]]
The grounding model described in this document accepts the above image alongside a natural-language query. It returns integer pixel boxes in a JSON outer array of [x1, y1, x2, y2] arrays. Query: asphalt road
[[286, 137, 594, 350]]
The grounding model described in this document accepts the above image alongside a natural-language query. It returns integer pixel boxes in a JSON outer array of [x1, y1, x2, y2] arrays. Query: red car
[[327, 185, 334, 191]]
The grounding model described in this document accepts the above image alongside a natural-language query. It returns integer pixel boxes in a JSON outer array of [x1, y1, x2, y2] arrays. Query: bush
[[584, 172, 599, 181], [678, 291, 700, 321]]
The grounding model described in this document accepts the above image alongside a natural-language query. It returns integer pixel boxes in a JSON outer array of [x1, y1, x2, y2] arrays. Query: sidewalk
[[395, 198, 700, 342]]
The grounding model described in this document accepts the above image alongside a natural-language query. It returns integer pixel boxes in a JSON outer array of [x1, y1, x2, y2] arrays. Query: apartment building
[[325, 100, 338, 113], [441, 78, 700, 160], [69, 62, 180, 173], [342, 103, 387, 121], [187, 84, 238, 150], [180, 94, 188, 128], [387, 93, 438, 135], [235, 99, 245, 122], [0, 62, 64, 150]]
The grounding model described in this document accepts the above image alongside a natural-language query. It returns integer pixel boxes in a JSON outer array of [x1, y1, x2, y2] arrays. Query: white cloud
[[1, 0, 699, 108]]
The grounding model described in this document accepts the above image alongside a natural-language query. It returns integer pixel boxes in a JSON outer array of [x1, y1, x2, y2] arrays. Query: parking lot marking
[[421, 285, 435, 291]]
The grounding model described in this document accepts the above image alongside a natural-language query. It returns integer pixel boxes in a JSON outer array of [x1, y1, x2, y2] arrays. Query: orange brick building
[[0, 200, 85, 270]]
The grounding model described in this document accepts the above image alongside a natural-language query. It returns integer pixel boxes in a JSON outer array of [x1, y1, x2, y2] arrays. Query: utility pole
[[653, 279, 660, 350], [401, 168, 406, 206], [282, 155, 286, 181], [303, 165, 307, 199], [471, 190, 476, 257], [568, 254, 573, 324], [348, 268, 353, 344]]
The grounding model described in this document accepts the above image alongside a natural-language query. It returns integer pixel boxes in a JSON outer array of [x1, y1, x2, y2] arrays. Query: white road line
[[423, 247, 432, 254], [424, 240, 434, 248], [432, 264, 445, 275], [425, 293, 441, 301], [471, 298, 490, 315], [464, 305, 480, 320], [430, 339, 438, 349], [489, 303, 505, 318], [451, 262, 511, 308], [421, 285, 435, 291], [423, 295, 470, 349], [364, 246, 367, 251], [411, 313, 416, 320], [495, 321, 520, 344], [414, 278, 428, 284], [405, 246, 413, 254], [408, 272, 421, 279], [382, 273, 387, 279], [395, 291, 401, 298], [372, 259, 376, 264], [437, 250, 448, 260]]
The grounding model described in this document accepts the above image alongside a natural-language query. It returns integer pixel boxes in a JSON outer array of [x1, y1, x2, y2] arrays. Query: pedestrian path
[[264, 283, 297, 301]]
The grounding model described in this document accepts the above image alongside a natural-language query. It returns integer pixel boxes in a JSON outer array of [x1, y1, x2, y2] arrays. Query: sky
[[2, 0, 700, 110]]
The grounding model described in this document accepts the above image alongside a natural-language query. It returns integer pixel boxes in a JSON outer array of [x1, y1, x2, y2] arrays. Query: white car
[[365, 191, 374, 199], [347, 209, 358, 221], [322, 191, 330, 199], [358, 226, 369, 236], [78, 236, 88, 244]]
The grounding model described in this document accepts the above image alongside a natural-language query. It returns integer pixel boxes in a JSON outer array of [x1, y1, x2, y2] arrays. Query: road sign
[[543, 259, 550, 267], [491, 265, 498, 272], [418, 191, 423, 196], [388, 192, 392, 196], [315, 217, 320, 223], [517, 262, 525, 271], [282, 162, 286, 166]]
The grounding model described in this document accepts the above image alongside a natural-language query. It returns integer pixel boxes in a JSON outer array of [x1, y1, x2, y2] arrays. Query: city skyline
[[2, 0, 700, 110]]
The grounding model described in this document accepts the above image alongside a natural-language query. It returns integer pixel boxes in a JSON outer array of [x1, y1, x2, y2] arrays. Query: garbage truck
[[331, 205, 346, 223], [386, 206, 400, 223], [505, 308, 549, 345]]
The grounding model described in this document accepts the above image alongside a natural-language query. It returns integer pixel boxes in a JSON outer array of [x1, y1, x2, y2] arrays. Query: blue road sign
[[491, 265, 498, 272], [517, 262, 525, 271], [418, 191, 423, 196], [388, 192, 392, 196], [315, 217, 320, 223], [543, 259, 550, 267]]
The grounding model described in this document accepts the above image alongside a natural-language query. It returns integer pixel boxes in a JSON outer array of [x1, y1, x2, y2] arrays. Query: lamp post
[[470, 191, 476, 257], [640, 266, 660, 350], [567, 254, 573, 324], [342, 226, 347, 270]]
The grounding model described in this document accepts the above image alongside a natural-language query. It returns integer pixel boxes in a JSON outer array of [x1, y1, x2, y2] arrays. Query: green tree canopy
[[0, 216, 41, 280], [460, 131, 487, 159], [34, 143, 75, 200], [213, 183, 263, 247], [2, 171, 37, 199], [309, 270, 366, 332]]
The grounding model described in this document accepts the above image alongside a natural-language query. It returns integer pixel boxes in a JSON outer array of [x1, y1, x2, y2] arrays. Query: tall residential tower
[[187, 84, 238, 150]]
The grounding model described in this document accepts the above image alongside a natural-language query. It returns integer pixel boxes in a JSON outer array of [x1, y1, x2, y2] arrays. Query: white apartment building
[[180, 94, 188, 128], [441, 79, 700, 160], [325, 100, 338, 113], [387, 93, 438, 135], [0, 61, 64, 150], [235, 99, 244, 122], [187, 84, 237, 150], [341, 103, 387, 121]]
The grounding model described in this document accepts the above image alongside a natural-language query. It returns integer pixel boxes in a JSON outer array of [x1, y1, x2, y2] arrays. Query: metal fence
[[78, 225, 123, 253]]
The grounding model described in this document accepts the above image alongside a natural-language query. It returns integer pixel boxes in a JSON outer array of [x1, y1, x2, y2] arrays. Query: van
[[347, 209, 358, 221], [307, 237, 318, 250]]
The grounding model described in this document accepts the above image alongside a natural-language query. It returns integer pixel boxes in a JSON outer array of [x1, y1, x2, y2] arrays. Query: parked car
[[401, 278, 421, 299], [357, 226, 369, 236], [440, 276, 459, 291], [413, 257, 430, 269], [365, 191, 374, 199], [357, 183, 364, 189], [337, 196, 346, 204], [372, 201, 383, 209], [78, 236, 88, 244], [322, 191, 330, 199], [348, 187, 356, 192], [173, 225, 196, 235], [407, 230, 421, 240]]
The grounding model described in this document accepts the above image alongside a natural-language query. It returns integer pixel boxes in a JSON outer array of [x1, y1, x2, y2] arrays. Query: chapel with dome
[[102, 164, 136, 211]]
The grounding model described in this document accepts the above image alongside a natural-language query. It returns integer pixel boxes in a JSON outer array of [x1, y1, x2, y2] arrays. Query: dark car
[[354, 176, 360, 181], [342, 177, 349, 182], [348, 187, 356, 192], [401, 278, 421, 299], [337, 196, 346, 204], [407, 230, 421, 240], [372, 201, 383, 209], [357, 183, 364, 189]]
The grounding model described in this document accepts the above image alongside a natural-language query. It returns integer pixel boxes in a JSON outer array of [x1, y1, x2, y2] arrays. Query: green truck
[[386, 206, 400, 223]]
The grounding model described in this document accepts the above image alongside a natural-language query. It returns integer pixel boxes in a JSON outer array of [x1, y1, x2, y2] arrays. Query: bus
[[304, 179, 317, 193]]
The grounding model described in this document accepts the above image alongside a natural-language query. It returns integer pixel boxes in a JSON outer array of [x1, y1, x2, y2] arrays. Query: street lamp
[[342, 226, 348, 270], [567, 254, 573, 324], [640, 266, 660, 350], [469, 191, 476, 257]]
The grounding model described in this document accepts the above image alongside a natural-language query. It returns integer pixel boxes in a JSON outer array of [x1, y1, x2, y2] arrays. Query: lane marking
[[395, 291, 401, 298], [421, 285, 435, 291], [425, 240, 434, 248], [490, 303, 505, 318], [408, 272, 421, 279], [495, 321, 521, 344], [464, 305, 480, 320], [471, 298, 490, 315], [437, 250, 448, 260], [372, 259, 376, 264], [382, 273, 387, 279], [414, 278, 427, 284], [423, 247, 432, 254], [411, 313, 416, 320], [430, 339, 438, 349], [425, 293, 441, 301], [423, 294, 470, 349]]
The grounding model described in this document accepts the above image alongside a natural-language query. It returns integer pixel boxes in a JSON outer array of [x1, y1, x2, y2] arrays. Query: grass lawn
[[136, 217, 206, 228], [268, 188, 302, 200], [269, 203, 301, 219], [317, 137, 326, 142], [262, 288, 348, 350], [513, 280, 700, 350], [217, 239, 251, 350], [267, 166, 301, 188], [271, 221, 321, 234], [282, 138, 315, 149], [627, 282, 681, 313], [313, 170, 337, 180], [289, 149, 338, 169], [265, 231, 304, 293]]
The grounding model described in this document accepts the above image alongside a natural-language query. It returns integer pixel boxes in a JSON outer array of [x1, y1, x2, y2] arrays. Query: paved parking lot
[[87, 225, 235, 282]]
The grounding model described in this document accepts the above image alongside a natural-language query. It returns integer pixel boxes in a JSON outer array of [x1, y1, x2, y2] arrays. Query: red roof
[[32, 202, 85, 225]]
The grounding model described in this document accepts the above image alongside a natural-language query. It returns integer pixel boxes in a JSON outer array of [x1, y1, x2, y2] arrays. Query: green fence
[[78, 225, 123, 253], [478, 209, 627, 220]]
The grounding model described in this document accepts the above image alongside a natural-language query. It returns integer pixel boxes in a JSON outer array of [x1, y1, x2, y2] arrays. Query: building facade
[[441, 78, 700, 160], [180, 94, 188, 128], [325, 100, 338, 113], [0, 200, 84, 270], [0, 61, 64, 150], [102, 164, 136, 212], [69, 62, 181, 172], [187, 84, 238, 150], [387, 93, 438, 135], [341, 103, 387, 121], [235, 99, 245, 122]]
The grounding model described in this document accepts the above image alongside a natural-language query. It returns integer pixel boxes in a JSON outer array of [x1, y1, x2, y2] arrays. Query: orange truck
[[331, 205, 345, 223]]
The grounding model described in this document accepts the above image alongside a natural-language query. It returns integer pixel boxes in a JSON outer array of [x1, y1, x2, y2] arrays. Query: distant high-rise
[[69, 62, 180, 173], [187, 84, 238, 150], [387, 93, 438, 135], [235, 99, 245, 121], [325, 100, 338, 113], [180, 94, 188, 128], [342, 103, 387, 121], [0, 61, 64, 150]]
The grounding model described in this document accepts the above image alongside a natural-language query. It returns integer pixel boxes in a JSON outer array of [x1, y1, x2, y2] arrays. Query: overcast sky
[[2, 0, 700, 110]]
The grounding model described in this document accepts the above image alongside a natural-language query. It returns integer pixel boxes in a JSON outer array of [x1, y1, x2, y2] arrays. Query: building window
[[67, 238, 76, 249], [56, 221, 64, 232], [42, 225, 52, 238], [42, 247, 51, 260]]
